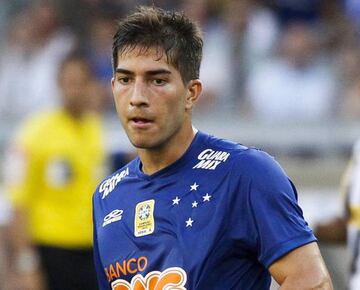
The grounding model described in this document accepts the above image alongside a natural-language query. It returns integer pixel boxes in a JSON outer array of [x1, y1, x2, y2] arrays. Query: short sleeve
[[233, 150, 316, 268], [250, 180, 316, 267]]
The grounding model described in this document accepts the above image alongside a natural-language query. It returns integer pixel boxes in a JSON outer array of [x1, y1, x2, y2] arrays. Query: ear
[[185, 79, 202, 110], [111, 77, 117, 100]]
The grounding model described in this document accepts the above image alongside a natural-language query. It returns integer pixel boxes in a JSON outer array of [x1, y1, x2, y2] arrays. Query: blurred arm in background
[[315, 140, 360, 290], [314, 160, 351, 244]]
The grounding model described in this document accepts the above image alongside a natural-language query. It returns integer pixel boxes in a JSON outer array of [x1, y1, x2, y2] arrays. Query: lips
[[129, 116, 154, 129], [132, 117, 152, 124]]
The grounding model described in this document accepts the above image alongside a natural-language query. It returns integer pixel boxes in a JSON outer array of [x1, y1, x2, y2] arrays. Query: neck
[[63, 105, 84, 120], [138, 125, 197, 175]]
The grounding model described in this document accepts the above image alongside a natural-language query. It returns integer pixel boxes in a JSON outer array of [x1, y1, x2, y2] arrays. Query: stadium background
[[1, 0, 360, 289]]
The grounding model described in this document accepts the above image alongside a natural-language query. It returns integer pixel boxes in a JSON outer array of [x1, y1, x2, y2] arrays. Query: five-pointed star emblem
[[202, 193, 212, 202], [172, 196, 181, 205], [190, 182, 199, 191], [186, 218, 194, 227], [169, 183, 213, 227]]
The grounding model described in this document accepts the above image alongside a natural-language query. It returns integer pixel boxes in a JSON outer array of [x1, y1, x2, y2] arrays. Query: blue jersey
[[93, 131, 316, 290]]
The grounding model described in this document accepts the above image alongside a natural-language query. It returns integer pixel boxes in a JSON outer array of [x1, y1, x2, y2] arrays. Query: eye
[[118, 77, 131, 85], [152, 79, 166, 86]]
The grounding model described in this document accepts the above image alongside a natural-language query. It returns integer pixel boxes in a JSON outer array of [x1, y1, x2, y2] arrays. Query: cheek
[[113, 94, 127, 121], [112, 85, 126, 105], [160, 87, 186, 113], [162, 97, 186, 125]]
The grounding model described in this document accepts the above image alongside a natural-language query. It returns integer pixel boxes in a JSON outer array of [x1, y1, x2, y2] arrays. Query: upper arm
[[269, 242, 333, 289], [241, 152, 316, 267]]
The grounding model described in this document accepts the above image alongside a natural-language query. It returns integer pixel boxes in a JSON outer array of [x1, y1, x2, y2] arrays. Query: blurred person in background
[[86, 14, 118, 113], [0, 190, 12, 290], [4, 52, 106, 290], [315, 139, 360, 290], [271, 0, 321, 25], [0, 0, 76, 127], [180, 0, 226, 111], [87, 15, 116, 87], [246, 21, 337, 122], [335, 42, 360, 119], [222, 0, 279, 112], [342, 76, 360, 119], [344, 0, 360, 36], [56, 0, 132, 42], [0, 0, 29, 48], [180, 0, 279, 113]]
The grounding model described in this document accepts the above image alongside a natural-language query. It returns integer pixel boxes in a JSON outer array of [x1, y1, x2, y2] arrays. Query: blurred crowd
[[0, 0, 360, 128]]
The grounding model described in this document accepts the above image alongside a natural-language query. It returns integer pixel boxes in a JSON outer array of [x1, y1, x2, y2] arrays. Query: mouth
[[129, 117, 154, 129]]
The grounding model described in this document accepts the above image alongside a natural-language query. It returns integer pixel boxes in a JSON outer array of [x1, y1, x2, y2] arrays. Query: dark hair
[[112, 6, 203, 84]]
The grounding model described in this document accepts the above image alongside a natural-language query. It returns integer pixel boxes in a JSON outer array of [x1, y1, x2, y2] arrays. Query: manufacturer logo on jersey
[[100, 168, 129, 199], [134, 200, 155, 237], [111, 267, 187, 290], [103, 209, 124, 227], [193, 149, 230, 170]]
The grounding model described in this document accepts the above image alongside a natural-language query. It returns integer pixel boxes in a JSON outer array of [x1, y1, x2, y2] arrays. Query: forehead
[[116, 46, 176, 72], [60, 60, 90, 78]]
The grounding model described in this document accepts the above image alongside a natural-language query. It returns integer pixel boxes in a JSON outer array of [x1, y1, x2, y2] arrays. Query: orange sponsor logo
[[105, 256, 148, 282], [111, 267, 187, 290]]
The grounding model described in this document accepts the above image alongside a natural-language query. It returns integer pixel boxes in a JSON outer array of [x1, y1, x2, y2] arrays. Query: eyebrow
[[115, 68, 172, 76]]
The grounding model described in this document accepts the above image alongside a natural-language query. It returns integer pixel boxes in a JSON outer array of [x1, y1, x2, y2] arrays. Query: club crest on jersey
[[134, 200, 155, 237], [100, 168, 129, 199], [193, 149, 230, 170]]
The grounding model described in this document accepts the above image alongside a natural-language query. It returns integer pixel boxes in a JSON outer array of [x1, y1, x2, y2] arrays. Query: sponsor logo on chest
[[104, 254, 187, 290], [193, 149, 230, 170], [100, 167, 129, 199]]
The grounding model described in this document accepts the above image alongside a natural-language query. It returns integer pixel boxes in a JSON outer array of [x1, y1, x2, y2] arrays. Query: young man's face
[[111, 46, 199, 150]]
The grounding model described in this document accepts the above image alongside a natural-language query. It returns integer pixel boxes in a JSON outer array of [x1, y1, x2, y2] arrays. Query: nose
[[130, 80, 149, 107]]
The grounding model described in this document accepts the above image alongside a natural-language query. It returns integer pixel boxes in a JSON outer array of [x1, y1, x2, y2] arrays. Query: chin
[[125, 126, 162, 147], [132, 134, 172, 150], [129, 137, 159, 149]]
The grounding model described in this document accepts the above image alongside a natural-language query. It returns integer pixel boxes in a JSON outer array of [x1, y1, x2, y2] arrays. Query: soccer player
[[92, 6, 333, 289]]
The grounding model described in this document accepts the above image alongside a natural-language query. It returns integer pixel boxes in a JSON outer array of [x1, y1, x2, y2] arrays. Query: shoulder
[[83, 112, 102, 127], [93, 158, 138, 201], [196, 132, 249, 161], [15, 111, 58, 146], [232, 147, 283, 174], [232, 147, 292, 193], [202, 132, 292, 194], [197, 132, 287, 179], [191, 132, 248, 170], [82, 113, 104, 141], [204, 133, 284, 178], [196, 132, 279, 172]]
